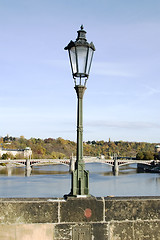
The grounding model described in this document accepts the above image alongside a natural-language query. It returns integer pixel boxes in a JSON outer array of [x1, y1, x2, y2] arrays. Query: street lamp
[[64, 25, 95, 197]]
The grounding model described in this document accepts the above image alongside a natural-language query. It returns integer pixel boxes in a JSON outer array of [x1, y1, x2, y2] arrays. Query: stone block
[[54, 224, 72, 240], [60, 197, 104, 223], [0, 199, 58, 224], [54, 223, 108, 240], [134, 221, 160, 240], [15, 224, 54, 240], [105, 197, 160, 221], [0, 224, 54, 240], [72, 225, 91, 240], [92, 223, 108, 240], [0, 225, 16, 240], [108, 221, 134, 240]]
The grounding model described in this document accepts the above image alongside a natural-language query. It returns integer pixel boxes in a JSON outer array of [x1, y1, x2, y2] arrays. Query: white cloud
[[92, 61, 135, 77], [144, 85, 160, 96], [85, 120, 160, 130]]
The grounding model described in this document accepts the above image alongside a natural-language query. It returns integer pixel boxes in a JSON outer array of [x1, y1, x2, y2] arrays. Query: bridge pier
[[26, 159, 32, 170], [25, 159, 32, 176], [69, 155, 75, 172], [6, 163, 12, 176], [25, 168, 32, 177], [112, 154, 119, 175]]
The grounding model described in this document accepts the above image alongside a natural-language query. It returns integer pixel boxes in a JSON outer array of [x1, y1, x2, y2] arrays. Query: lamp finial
[[81, 25, 84, 30]]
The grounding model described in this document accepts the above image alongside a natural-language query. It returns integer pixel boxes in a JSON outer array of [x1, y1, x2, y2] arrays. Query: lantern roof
[[64, 25, 95, 51]]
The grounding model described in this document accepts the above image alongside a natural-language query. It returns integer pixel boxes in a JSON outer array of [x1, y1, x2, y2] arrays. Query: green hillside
[[0, 136, 159, 160]]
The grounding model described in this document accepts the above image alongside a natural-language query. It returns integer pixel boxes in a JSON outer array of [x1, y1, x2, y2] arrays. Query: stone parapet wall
[[0, 197, 159, 239]]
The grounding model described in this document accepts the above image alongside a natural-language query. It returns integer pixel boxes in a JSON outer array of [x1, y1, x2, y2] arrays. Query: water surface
[[0, 163, 160, 197]]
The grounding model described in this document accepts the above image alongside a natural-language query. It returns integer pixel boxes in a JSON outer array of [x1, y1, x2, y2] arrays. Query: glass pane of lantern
[[76, 46, 88, 76], [69, 47, 77, 75], [86, 48, 94, 75]]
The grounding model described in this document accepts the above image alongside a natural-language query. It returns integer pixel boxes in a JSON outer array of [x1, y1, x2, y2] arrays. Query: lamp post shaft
[[70, 85, 89, 196], [75, 85, 86, 165]]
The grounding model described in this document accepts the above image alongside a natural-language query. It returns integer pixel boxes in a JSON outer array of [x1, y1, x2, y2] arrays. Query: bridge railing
[[0, 158, 156, 167]]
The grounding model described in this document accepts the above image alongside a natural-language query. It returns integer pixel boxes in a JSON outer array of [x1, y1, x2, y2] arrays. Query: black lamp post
[[65, 25, 95, 197]]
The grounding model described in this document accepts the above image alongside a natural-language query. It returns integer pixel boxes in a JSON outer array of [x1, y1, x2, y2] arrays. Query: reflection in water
[[0, 167, 25, 176], [31, 165, 69, 175], [0, 163, 159, 198], [86, 163, 137, 176], [0, 164, 70, 176], [25, 168, 32, 177]]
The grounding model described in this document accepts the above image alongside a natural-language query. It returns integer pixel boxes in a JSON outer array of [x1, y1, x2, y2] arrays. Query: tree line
[[0, 136, 159, 160]]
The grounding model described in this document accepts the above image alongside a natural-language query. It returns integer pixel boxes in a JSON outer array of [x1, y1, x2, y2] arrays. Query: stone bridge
[[0, 159, 70, 166], [0, 157, 153, 174], [82, 157, 153, 167], [0, 157, 153, 166]]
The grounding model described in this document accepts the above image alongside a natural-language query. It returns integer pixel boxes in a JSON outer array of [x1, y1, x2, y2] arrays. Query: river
[[0, 163, 160, 197]]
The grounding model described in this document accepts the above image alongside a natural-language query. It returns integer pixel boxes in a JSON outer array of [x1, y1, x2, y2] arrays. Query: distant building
[[0, 147, 32, 159], [155, 145, 160, 153]]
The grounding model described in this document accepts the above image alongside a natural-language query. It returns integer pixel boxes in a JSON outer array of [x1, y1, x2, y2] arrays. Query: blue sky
[[0, 0, 160, 143]]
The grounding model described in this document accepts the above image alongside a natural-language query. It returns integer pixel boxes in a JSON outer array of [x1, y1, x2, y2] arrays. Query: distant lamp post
[[64, 25, 95, 197]]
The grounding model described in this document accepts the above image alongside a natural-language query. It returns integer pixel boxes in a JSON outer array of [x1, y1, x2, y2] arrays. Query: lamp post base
[[72, 168, 89, 196], [64, 194, 92, 200], [64, 168, 90, 198]]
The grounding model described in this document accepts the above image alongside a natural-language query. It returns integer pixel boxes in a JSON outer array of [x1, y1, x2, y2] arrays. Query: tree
[[136, 151, 154, 160], [1, 153, 13, 160], [136, 152, 144, 160], [154, 153, 160, 160], [143, 151, 154, 160]]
